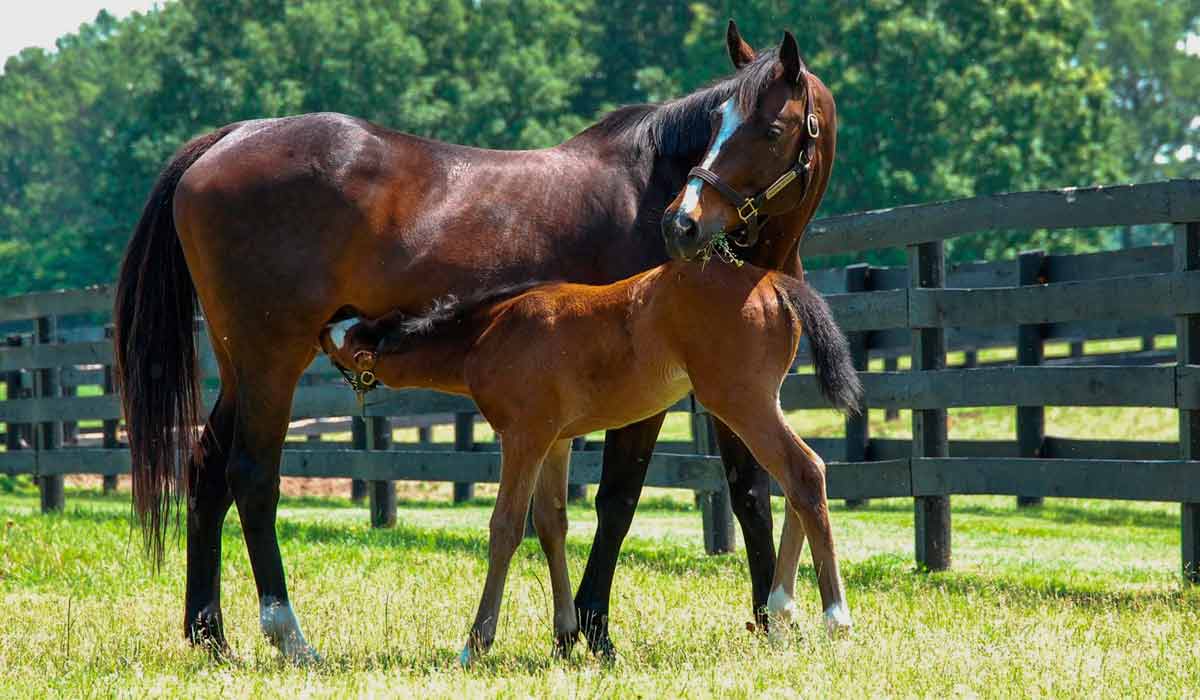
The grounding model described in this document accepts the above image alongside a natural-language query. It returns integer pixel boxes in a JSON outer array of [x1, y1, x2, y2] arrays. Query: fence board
[[0, 286, 114, 323], [803, 180, 1200, 255], [909, 272, 1200, 328], [0, 341, 113, 372], [912, 457, 1200, 502]]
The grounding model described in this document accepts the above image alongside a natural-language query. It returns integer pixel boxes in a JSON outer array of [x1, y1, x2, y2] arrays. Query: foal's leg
[[711, 419, 778, 632], [462, 429, 556, 666], [184, 388, 236, 655], [710, 402, 850, 637], [574, 411, 667, 657], [766, 509, 807, 639], [531, 439, 579, 656]]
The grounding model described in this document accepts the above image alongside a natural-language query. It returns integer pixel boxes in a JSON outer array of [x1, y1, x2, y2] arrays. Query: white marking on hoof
[[328, 318, 358, 350], [260, 596, 319, 664], [459, 643, 473, 668], [823, 601, 853, 639], [766, 584, 799, 644]]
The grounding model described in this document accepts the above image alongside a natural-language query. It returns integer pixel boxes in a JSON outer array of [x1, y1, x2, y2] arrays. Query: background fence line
[[1, 179, 1198, 578]]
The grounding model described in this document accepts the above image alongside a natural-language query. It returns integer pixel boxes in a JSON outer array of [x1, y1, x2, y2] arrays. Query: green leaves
[[0, 0, 1194, 294]]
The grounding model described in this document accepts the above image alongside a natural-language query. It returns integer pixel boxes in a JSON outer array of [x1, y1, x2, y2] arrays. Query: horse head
[[662, 21, 836, 267]]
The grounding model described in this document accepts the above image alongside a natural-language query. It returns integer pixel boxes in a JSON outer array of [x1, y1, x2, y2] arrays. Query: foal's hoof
[[822, 602, 853, 639], [765, 586, 799, 645]]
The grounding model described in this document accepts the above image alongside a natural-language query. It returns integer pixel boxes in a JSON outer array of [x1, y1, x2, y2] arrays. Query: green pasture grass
[[1, 489, 1197, 697]]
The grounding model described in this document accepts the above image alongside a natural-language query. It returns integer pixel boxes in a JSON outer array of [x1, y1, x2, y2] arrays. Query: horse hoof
[[459, 644, 473, 669], [285, 644, 323, 666], [554, 629, 579, 659], [765, 585, 799, 644], [822, 602, 852, 639]]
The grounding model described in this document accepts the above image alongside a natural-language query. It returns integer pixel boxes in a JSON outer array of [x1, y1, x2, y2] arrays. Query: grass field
[[2, 336, 1195, 696], [1, 486, 1197, 698]]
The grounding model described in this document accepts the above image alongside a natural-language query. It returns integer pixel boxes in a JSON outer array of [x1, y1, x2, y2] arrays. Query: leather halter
[[686, 72, 820, 248]]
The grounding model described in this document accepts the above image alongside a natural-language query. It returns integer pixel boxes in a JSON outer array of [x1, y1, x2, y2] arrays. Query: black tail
[[113, 124, 236, 565], [775, 276, 864, 415]]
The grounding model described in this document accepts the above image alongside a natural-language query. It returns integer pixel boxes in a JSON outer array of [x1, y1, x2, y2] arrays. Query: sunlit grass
[[1, 489, 1197, 697]]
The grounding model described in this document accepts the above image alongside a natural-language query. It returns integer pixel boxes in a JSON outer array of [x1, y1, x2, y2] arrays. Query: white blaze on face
[[679, 97, 744, 218], [328, 318, 358, 350]]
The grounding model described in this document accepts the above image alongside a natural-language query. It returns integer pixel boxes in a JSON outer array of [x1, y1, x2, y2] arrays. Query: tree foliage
[[0, 0, 1196, 294]]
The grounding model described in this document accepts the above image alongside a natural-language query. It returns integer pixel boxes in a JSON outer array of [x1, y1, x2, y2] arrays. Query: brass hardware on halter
[[737, 199, 760, 222], [763, 169, 798, 201]]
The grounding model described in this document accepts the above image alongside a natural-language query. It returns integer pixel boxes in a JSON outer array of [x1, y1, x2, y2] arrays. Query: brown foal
[[320, 260, 862, 662]]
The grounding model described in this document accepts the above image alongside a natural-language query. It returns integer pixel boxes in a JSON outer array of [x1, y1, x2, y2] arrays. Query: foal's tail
[[775, 275, 864, 415], [113, 124, 236, 566]]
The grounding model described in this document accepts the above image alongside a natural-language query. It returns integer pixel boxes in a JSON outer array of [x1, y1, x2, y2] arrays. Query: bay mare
[[113, 22, 836, 661], [319, 260, 862, 662]]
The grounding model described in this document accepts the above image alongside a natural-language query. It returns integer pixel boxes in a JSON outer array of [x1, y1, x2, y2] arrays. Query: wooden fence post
[[366, 416, 396, 528], [567, 436, 587, 502], [350, 411, 367, 502], [844, 263, 871, 508], [1016, 250, 1047, 508], [5, 335, 30, 452], [910, 241, 950, 570], [351, 417, 368, 505], [883, 356, 900, 421], [453, 412, 475, 503], [1177, 221, 1200, 583], [101, 342, 120, 494], [693, 411, 735, 555], [36, 316, 64, 513]]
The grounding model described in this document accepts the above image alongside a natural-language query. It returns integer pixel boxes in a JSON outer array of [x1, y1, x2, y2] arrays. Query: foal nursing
[[321, 259, 862, 663]]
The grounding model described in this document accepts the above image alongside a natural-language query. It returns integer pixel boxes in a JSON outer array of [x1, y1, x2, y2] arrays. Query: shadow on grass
[[833, 498, 1179, 530]]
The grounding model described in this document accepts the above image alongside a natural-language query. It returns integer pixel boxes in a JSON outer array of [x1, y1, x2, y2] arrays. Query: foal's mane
[[378, 280, 551, 352], [574, 49, 782, 157]]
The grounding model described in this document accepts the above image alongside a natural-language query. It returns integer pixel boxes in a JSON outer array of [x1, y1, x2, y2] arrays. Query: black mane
[[378, 280, 551, 352], [574, 49, 782, 158]]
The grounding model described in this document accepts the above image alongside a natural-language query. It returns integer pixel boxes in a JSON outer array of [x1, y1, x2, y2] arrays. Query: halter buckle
[[807, 113, 820, 139], [737, 199, 759, 222]]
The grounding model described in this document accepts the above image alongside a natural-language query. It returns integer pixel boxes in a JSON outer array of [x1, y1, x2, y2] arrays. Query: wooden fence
[[1, 179, 1198, 580]]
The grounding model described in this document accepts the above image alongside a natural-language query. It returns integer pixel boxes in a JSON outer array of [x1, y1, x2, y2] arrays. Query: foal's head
[[662, 23, 826, 261]]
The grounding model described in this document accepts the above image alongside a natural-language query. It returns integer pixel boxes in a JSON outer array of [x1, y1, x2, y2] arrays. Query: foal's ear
[[779, 30, 806, 85], [726, 20, 755, 70]]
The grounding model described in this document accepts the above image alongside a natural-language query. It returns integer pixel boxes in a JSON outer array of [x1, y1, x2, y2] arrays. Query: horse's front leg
[[462, 430, 555, 666], [531, 439, 579, 657], [573, 411, 667, 658], [766, 509, 806, 641], [711, 418, 779, 632]]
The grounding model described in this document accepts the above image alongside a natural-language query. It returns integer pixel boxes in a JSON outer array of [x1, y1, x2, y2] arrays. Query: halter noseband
[[686, 73, 820, 248]]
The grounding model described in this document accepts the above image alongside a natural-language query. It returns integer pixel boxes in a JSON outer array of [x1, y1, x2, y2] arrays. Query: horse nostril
[[674, 214, 698, 240]]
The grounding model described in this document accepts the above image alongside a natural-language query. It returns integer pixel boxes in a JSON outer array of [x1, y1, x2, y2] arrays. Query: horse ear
[[779, 30, 806, 85], [726, 20, 755, 69]]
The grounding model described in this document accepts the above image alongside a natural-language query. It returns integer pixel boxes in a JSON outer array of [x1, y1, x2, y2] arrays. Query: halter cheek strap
[[686, 72, 820, 247]]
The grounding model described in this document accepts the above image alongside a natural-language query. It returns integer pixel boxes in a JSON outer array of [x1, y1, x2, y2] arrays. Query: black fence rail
[[1, 179, 1198, 577]]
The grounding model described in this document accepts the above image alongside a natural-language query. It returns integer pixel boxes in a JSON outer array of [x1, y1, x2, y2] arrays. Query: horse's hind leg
[[462, 428, 555, 666], [224, 343, 319, 663], [707, 400, 850, 637], [184, 387, 236, 655], [711, 420, 778, 632], [531, 439, 579, 657]]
